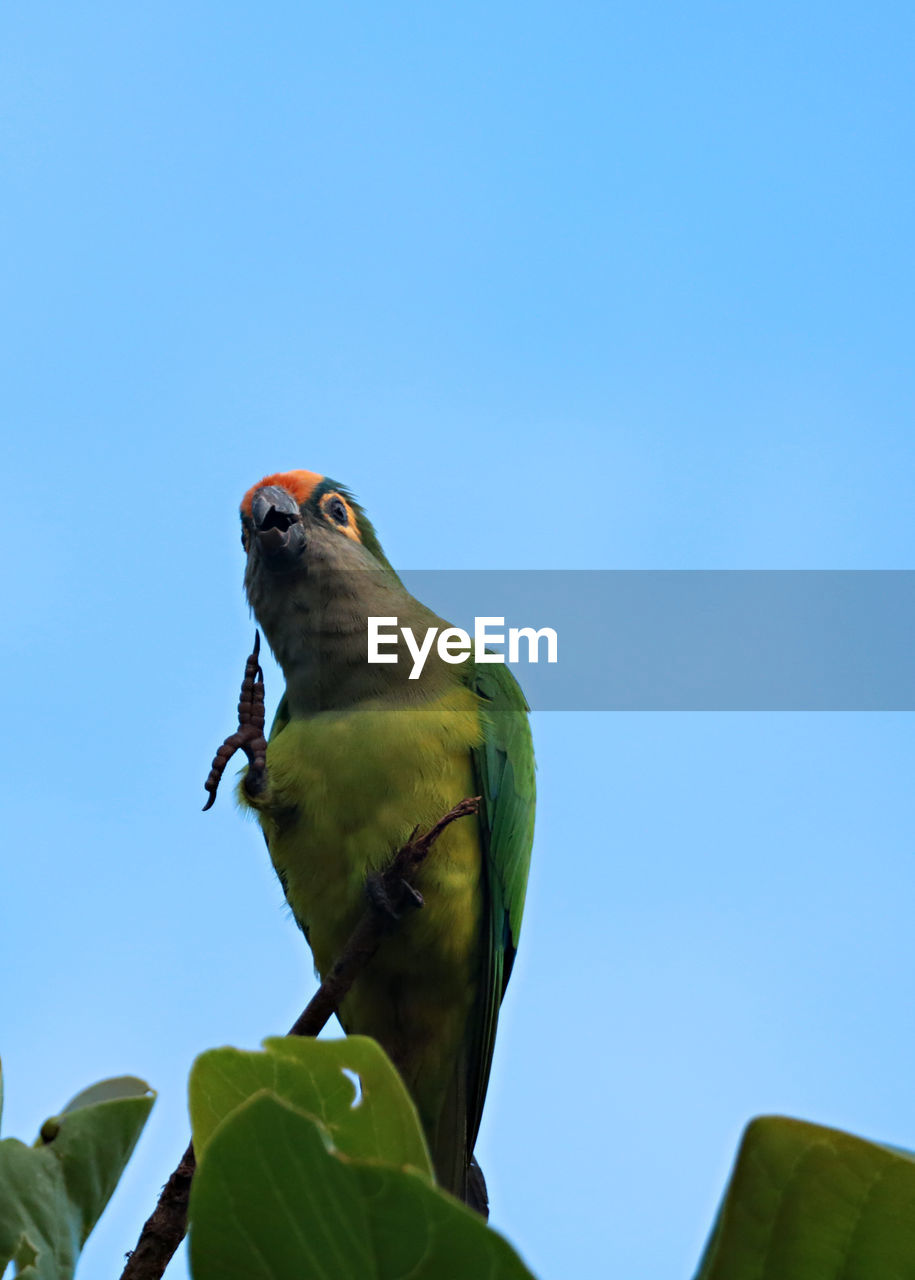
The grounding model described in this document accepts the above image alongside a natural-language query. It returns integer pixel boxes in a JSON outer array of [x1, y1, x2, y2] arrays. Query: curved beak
[[251, 485, 306, 567]]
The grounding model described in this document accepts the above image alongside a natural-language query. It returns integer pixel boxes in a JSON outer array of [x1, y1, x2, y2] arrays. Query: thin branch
[[119, 795, 480, 1280], [119, 1142, 196, 1280]]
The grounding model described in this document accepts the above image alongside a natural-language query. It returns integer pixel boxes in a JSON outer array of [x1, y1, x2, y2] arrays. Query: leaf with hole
[[189, 1035, 432, 1176], [188, 1091, 535, 1280]]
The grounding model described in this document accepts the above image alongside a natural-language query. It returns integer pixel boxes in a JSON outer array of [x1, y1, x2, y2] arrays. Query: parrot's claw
[[202, 631, 269, 811], [365, 872, 424, 922], [402, 881, 424, 911]]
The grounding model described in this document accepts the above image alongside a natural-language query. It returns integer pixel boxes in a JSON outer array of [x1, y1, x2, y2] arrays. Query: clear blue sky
[[2, 3, 913, 1277]]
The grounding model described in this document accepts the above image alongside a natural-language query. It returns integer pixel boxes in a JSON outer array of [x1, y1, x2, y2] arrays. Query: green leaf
[[60, 1075, 152, 1114], [189, 1035, 432, 1177], [188, 1092, 535, 1280], [695, 1115, 915, 1280], [0, 1065, 154, 1280]]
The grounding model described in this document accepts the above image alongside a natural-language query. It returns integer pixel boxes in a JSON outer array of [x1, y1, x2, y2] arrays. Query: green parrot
[[233, 468, 535, 1214]]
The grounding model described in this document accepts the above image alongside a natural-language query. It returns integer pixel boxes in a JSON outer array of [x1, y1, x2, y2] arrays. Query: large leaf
[[188, 1091, 535, 1280], [189, 1035, 432, 1176], [0, 1065, 154, 1280], [695, 1115, 915, 1279]]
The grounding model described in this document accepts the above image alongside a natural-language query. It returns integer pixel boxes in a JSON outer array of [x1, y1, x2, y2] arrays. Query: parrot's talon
[[202, 631, 269, 810], [365, 872, 423, 922], [401, 881, 424, 910], [365, 872, 400, 921], [243, 765, 267, 798]]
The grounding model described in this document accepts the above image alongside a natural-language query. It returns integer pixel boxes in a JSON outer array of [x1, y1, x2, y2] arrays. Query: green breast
[[249, 683, 485, 983]]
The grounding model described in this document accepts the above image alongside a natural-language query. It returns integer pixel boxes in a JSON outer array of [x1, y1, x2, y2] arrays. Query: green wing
[[464, 659, 536, 1155], [272, 663, 534, 1182]]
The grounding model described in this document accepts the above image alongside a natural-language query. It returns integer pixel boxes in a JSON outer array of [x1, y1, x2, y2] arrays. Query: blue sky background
[[2, 3, 914, 1277]]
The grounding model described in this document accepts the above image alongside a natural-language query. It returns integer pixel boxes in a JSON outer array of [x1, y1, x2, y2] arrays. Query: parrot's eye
[[321, 494, 350, 527]]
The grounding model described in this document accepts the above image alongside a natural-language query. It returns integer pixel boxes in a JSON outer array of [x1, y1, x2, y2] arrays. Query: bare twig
[[119, 1142, 196, 1280], [119, 795, 480, 1280]]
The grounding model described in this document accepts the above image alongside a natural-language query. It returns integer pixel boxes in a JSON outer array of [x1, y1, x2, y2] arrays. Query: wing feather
[[463, 660, 535, 1154]]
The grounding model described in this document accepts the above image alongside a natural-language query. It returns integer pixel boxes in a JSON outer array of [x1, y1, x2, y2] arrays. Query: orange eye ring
[[320, 493, 349, 525], [318, 492, 362, 543]]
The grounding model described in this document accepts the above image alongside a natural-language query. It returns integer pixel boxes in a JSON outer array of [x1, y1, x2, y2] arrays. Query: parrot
[[232, 468, 535, 1215]]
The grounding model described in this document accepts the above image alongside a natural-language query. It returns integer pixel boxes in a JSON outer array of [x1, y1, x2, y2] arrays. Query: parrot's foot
[[365, 871, 424, 923], [202, 631, 269, 811], [362, 799, 481, 922]]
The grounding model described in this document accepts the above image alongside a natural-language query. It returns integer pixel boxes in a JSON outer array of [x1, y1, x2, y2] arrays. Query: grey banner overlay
[[393, 571, 915, 710]]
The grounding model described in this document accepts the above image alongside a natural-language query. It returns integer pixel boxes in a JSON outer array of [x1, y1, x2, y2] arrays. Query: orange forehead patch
[[240, 469, 324, 517]]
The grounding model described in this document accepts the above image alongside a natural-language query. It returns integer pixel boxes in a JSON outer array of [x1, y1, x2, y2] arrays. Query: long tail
[[427, 1059, 491, 1220], [466, 1155, 489, 1219]]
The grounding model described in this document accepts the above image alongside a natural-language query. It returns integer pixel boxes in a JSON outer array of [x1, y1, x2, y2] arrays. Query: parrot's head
[[240, 468, 390, 578], [239, 468, 422, 706]]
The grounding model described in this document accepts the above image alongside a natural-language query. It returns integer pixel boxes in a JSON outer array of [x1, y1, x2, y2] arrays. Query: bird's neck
[[251, 569, 457, 715]]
